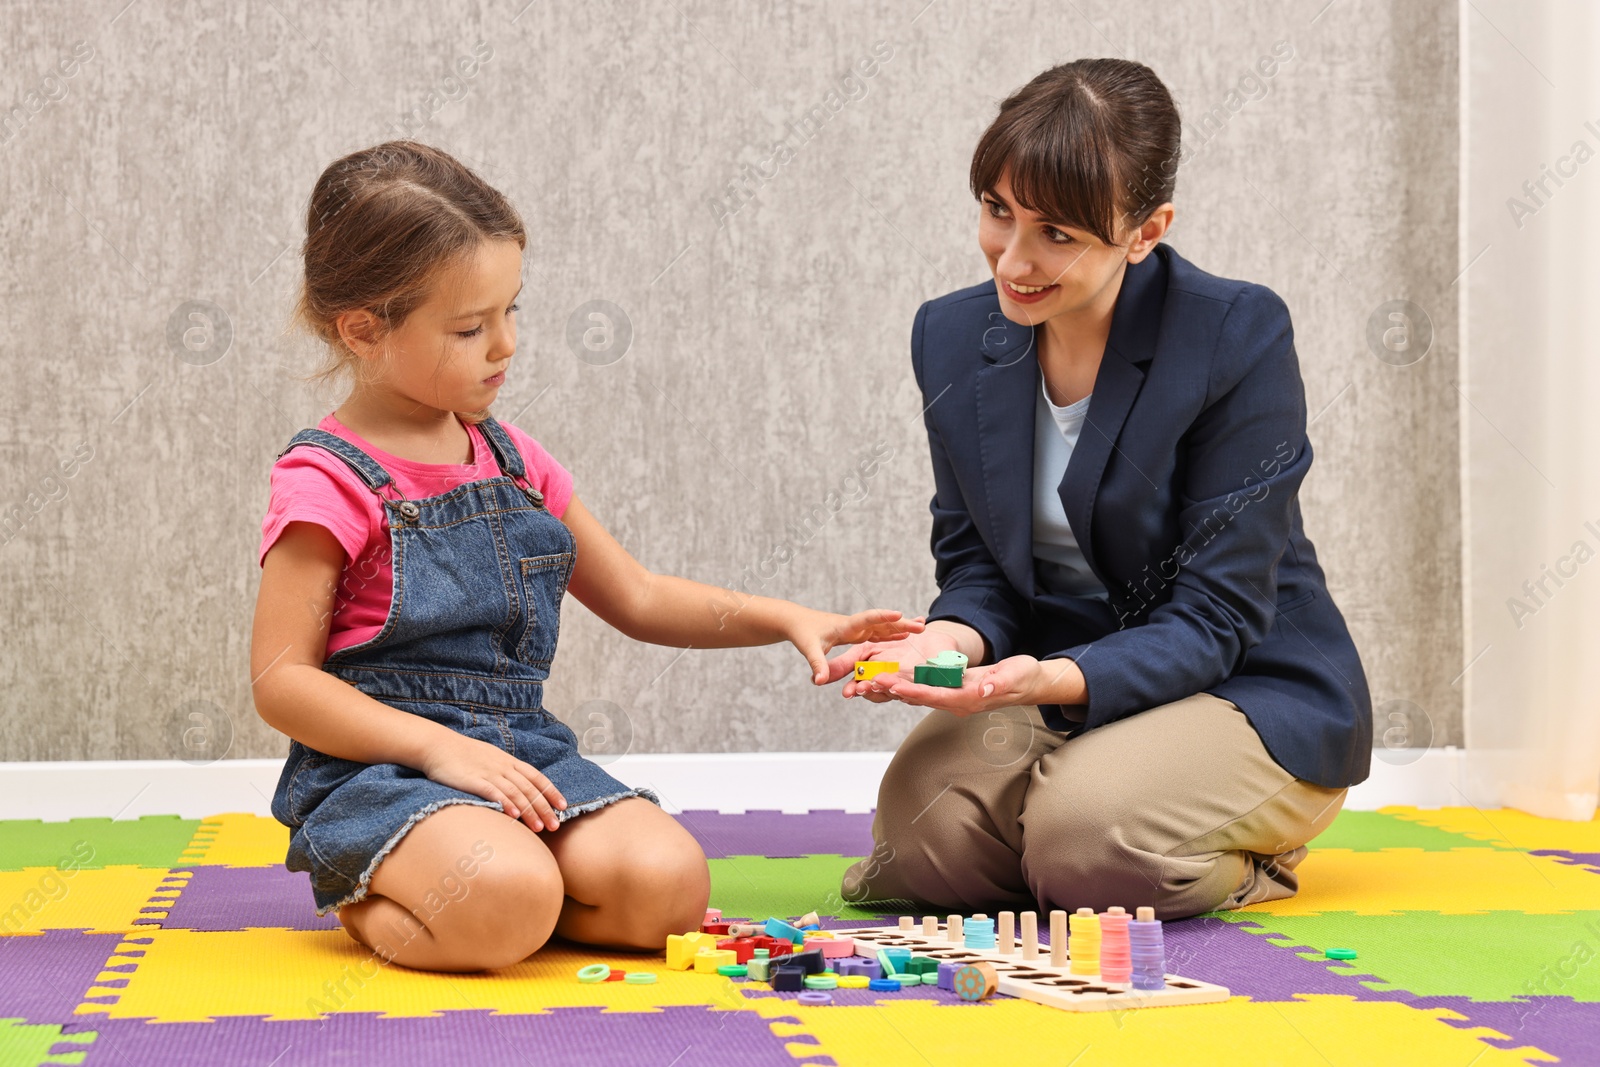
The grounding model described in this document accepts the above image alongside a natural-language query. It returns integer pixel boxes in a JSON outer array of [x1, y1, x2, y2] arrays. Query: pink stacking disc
[[804, 936, 856, 958], [1098, 909, 1132, 983]]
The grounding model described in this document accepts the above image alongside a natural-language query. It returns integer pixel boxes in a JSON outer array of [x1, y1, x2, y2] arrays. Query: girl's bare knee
[[613, 835, 711, 948], [429, 854, 565, 970]]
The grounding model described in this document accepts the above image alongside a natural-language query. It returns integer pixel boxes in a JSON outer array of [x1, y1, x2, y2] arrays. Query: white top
[[1032, 371, 1110, 600]]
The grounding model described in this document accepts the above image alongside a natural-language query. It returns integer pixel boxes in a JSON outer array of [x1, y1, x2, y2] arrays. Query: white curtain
[[1463, 0, 1600, 819]]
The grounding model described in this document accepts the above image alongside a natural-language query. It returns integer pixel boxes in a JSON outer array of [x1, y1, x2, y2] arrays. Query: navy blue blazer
[[914, 242, 1372, 788]]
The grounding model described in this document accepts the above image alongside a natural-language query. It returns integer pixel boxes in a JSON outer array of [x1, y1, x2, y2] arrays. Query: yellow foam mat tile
[[746, 995, 1554, 1067], [73, 927, 756, 1023], [0, 866, 181, 934], [177, 813, 290, 867], [1234, 847, 1600, 916], [1381, 805, 1600, 852]]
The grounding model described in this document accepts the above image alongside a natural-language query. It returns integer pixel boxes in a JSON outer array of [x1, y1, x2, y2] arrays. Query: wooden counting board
[[831, 922, 1230, 1013]]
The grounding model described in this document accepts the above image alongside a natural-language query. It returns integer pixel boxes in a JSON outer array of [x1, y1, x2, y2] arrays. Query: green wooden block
[[914, 664, 964, 687]]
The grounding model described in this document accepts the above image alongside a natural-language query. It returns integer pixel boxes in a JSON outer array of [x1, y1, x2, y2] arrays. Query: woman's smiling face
[[977, 169, 1168, 326]]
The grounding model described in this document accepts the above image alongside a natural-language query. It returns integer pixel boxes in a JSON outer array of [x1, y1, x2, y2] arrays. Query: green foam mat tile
[[708, 855, 889, 922], [0, 816, 201, 871], [0, 1018, 96, 1067], [1311, 810, 1502, 852], [1220, 910, 1600, 1002]]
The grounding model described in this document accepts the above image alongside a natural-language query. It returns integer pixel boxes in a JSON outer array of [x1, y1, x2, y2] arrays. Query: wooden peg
[[998, 910, 1015, 954], [1049, 910, 1067, 967], [1021, 911, 1039, 960]]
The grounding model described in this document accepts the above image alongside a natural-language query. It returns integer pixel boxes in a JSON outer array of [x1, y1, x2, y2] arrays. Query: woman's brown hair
[[289, 140, 526, 424], [970, 58, 1180, 247]]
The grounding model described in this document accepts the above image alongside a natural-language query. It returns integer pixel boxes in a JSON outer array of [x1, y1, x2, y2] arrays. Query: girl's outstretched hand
[[419, 733, 568, 832], [789, 608, 926, 685]]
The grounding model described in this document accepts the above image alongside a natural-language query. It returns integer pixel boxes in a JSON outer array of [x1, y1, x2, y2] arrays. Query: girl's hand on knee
[[420, 734, 568, 831], [862, 654, 1051, 716], [788, 608, 926, 685]]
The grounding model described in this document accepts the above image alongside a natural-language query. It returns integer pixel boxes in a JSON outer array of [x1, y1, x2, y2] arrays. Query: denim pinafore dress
[[267, 415, 657, 916]]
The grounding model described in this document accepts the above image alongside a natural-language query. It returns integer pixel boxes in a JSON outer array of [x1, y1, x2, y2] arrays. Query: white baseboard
[[0, 748, 1465, 821]]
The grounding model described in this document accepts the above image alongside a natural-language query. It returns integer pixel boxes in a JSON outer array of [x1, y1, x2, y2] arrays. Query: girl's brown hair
[[290, 140, 526, 424], [969, 58, 1180, 247]]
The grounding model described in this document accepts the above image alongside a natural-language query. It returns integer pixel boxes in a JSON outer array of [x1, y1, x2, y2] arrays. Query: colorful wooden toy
[[1069, 907, 1100, 976], [953, 961, 998, 1001], [772, 968, 806, 992], [854, 661, 899, 680], [693, 948, 737, 974], [914, 650, 968, 687], [830, 914, 1229, 1012], [1099, 906, 1132, 984], [716, 937, 759, 963], [804, 935, 855, 958], [665, 931, 721, 970]]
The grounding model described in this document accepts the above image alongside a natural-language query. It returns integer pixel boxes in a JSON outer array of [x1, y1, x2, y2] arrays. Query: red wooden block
[[716, 937, 758, 963], [701, 921, 732, 935], [749, 936, 793, 957]]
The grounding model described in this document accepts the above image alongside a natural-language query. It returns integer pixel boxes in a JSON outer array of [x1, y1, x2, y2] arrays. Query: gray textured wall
[[0, 0, 1460, 762]]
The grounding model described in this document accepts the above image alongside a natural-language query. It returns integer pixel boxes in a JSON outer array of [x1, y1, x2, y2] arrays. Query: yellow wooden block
[[693, 948, 737, 973], [854, 661, 899, 681], [665, 931, 721, 970]]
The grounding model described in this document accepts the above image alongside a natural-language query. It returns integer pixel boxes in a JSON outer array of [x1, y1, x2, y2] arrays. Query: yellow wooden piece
[[666, 931, 721, 970], [693, 948, 737, 973], [853, 661, 899, 681]]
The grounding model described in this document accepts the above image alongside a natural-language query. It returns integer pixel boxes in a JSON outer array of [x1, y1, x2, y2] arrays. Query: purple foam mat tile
[[1410, 996, 1598, 1064], [1530, 850, 1600, 873], [0, 930, 127, 1023], [1162, 917, 1403, 1002], [58, 1006, 823, 1067], [157, 866, 340, 932], [674, 810, 875, 859]]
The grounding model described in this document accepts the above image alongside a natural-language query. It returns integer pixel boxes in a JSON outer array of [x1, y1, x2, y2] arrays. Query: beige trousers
[[841, 693, 1348, 920]]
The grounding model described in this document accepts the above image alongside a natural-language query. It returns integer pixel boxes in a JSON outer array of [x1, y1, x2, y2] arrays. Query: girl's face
[[343, 238, 523, 415], [977, 170, 1165, 327]]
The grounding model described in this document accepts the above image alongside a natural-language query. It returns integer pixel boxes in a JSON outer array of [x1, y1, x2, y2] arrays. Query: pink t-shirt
[[258, 413, 574, 658]]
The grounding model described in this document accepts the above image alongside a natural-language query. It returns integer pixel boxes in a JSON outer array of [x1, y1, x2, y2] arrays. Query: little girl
[[250, 140, 922, 974]]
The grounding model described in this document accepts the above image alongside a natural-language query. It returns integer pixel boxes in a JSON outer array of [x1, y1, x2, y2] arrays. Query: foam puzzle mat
[[2, 804, 1596, 1065]]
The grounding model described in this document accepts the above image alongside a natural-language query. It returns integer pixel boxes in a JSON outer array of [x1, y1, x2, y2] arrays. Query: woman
[[823, 58, 1372, 920]]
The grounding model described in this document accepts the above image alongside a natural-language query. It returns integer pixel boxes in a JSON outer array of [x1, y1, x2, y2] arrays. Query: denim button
[[398, 501, 421, 521]]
